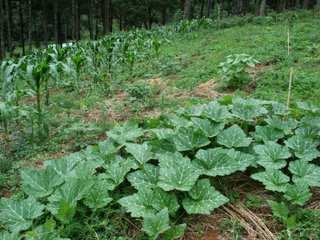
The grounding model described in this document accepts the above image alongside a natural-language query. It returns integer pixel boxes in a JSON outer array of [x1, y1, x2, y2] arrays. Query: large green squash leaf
[[182, 179, 229, 214], [254, 125, 284, 143], [271, 102, 288, 116], [295, 126, 320, 140], [142, 208, 170, 240], [100, 156, 137, 190], [21, 167, 64, 199], [127, 164, 159, 190], [25, 219, 70, 240], [289, 160, 320, 187], [167, 114, 192, 129], [47, 178, 93, 221], [183, 104, 206, 117], [232, 97, 268, 121], [297, 101, 320, 113], [83, 179, 113, 210], [217, 125, 252, 148], [44, 153, 83, 178], [0, 197, 45, 233], [118, 187, 179, 218], [284, 182, 312, 206], [191, 117, 225, 138], [172, 127, 210, 152], [162, 224, 187, 240], [193, 148, 255, 176], [285, 135, 320, 161], [125, 142, 154, 165], [107, 122, 144, 145], [157, 152, 200, 191], [151, 128, 174, 140], [202, 101, 231, 122], [0, 232, 19, 240], [265, 116, 298, 135], [251, 169, 289, 192], [254, 141, 291, 169]]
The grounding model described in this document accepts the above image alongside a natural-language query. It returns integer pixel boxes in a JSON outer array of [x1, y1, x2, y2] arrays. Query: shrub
[[218, 54, 259, 89]]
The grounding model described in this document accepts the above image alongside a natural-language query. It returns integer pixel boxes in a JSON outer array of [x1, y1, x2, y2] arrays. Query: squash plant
[[0, 97, 319, 239]]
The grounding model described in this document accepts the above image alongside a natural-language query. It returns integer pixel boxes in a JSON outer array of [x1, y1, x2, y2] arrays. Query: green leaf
[[127, 164, 159, 190], [167, 114, 192, 129], [284, 182, 311, 206], [83, 179, 112, 210], [142, 208, 170, 240], [25, 218, 70, 240], [285, 135, 320, 161], [162, 224, 187, 240], [100, 156, 136, 190], [202, 101, 231, 122], [158, 152, 200, 191], [267, 200, 289, 222], [47, 178, 93, 219], [172, 127, 210, 152], [266, 116, 298, 135], [151, 128, 174, 140], [289, 160, 320, 187], [107, 122, 144, 145], [271, 102, 288, 116], [217, 125, 252, 148], [254, 141, 291, 169], [0, 232, 19, 240], [295, 126, 320, 140], [0, 197, 45, 233], [55, 201, 76, 224], [44, 153, 83, 178], [254, 125, 284, 143], [191, 117, 225, 138], [98, 140, 118, 156], [182, 179, 229, 214], [183, 104, 206, 117], [297, 101, 320, 113], [21, 167, 64, 198], [251, 169, 289, 192], [193, 148, 255, 176], [232, 97, 268, 121], [118, 187, 179, 218], [125, 142, 153, 165]]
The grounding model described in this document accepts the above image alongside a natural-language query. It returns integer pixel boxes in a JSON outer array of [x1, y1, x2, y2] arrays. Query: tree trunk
[[147, 6, 152, 29], [41, 0, 48, 46], [102, 0, 112, 34], [259, 0, 267, 16], [200, 0, 205, 18], [0, 0, 4, 59], [317, 0, 320, 8], [54, 1, 59, 45], [161, 7, 167, 25], [76, 0, 80, 40], [303, 0, 310, 8], [4, 0, 12, 54], [27, 0, 32, 52], [88, 0, 94, 39], [207, 0, 213, 18], [72, 0, 76, 40], [18, 0, 25, 55], [184, 0, 193, 19]]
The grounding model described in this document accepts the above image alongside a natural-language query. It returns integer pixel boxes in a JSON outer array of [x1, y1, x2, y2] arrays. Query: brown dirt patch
[[192, 80, 222, 99], [183, 214, 228, 240], [146, 77, 167, 92]]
